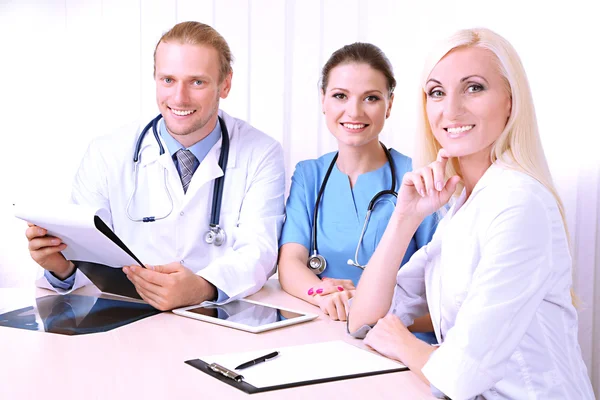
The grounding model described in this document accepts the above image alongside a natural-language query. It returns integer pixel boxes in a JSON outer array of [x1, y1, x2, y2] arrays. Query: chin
[[338, 134, 377, 148], [437, 143, 471, 158]]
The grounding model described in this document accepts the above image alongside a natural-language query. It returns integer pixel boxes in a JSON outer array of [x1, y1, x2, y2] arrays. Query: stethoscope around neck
[[307, 142, 398, 274], [125, 113, 230, 246]]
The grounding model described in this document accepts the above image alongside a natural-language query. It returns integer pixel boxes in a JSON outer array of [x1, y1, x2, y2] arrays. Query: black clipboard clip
[[208, 362, 244, 382]]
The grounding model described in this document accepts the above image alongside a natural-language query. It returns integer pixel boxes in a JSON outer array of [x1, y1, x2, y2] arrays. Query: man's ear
[[219, 71, 233, 99]]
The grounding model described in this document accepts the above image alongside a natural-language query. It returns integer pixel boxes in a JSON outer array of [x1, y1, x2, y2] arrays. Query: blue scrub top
[[280, 149, 438, 286]]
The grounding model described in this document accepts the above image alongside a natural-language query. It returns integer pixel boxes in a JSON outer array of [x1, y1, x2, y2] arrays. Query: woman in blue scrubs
[[278, 43, 437, 342]]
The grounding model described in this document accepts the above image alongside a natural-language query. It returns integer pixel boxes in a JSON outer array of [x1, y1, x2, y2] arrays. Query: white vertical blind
[[215, 0, 250, 122], [0, 0, 598, 394]]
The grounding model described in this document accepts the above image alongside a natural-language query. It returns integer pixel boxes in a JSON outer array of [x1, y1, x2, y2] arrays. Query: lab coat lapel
[[183, 112, 238, 203], [139, 111, 238, 207], [155, 151, 184, 198], [138, 134, 184, 200], [182, 142, 223, 205], [449, 163, 504, 218], [217, 109, 238, 168]]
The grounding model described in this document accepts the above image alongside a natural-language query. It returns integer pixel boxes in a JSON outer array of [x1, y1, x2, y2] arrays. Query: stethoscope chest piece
[[307, 142, 397, 274], [307, 253, 327, 274], [205, 225, 226, 246], [128, 114, 231, 247]]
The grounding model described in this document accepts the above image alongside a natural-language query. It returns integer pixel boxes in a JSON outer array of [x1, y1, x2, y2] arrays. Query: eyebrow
[[426, 75, 490, 86], [461, 75, 489, 84], [329, 87, 385, 95]]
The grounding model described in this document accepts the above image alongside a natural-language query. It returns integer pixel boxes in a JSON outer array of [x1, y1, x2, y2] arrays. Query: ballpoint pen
[[235, 351, 279, 370]]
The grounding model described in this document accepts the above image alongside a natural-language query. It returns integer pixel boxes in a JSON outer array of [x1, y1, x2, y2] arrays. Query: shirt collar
[[159, 118, 222, 164], [446, 162, 506, 218]]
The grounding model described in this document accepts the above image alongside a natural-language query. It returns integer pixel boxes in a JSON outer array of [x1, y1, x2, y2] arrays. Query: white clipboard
[[186, 340, 408, 393]]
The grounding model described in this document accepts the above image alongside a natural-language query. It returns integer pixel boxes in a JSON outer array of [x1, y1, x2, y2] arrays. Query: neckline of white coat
[[446, 163, 506, 219], [137, 110, 239, 169]]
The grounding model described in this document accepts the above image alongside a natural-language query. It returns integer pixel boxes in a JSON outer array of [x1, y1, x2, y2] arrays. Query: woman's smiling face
[[425, 46, 512, 158], [322, 62, 393, 150]]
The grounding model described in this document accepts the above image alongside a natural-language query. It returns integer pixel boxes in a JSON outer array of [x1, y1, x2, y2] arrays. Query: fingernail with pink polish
[[307, 288, 314, 295], [337, 286, 343, 291], [316, 288, 323, 294]]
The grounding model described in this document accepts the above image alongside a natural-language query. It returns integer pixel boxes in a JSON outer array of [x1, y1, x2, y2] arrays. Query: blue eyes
[[161, 78, 204, 86]]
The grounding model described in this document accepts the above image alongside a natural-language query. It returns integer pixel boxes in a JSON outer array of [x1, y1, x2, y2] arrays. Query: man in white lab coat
[[25, 21, 285, 311]]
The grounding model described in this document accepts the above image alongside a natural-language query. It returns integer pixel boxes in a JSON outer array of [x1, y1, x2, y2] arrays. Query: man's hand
[[123, 262, 217, 311], [25, 223, 75, 279]]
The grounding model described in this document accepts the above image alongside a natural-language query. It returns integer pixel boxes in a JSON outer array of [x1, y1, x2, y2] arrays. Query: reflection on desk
[[0, 281, 436, 399], [0, 294, 160, 335]]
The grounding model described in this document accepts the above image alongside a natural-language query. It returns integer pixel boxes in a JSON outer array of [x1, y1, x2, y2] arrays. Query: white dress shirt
[[390, 163, 594, 399]]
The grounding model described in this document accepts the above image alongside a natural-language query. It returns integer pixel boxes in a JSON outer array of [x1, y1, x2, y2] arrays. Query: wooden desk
[[0, 280, 435, 399]]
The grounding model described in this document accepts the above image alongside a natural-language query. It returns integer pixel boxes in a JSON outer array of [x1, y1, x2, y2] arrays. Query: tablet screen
[[185, 300, 305, 328]]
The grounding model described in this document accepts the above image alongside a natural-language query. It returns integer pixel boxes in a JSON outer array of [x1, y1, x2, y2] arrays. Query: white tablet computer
[[173, 299, 318, 333]]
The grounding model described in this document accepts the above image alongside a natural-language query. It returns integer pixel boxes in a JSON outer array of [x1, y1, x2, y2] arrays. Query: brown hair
[[153, 21, 233, 82], [320, 42, 396, 97]]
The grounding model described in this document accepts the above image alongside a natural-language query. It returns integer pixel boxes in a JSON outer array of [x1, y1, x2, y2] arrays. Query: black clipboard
[[76, 261, 142, 299], [184, 357, 408, 394], [73, 216, 146, 300]]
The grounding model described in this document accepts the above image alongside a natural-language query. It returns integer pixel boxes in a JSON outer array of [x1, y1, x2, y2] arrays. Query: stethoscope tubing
[[309, 142, 397, 269], [128, 114, 229, 235]]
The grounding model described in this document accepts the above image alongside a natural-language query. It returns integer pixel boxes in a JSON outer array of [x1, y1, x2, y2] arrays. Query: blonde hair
[[153, 21, 233, 82], [414, 28, 576, 303]]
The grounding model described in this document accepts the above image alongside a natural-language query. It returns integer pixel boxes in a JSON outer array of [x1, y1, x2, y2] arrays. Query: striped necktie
[[175, 149, 198, 193]]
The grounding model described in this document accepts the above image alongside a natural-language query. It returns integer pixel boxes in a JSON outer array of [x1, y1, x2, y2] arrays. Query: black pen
[[235, 351, 279, 370]]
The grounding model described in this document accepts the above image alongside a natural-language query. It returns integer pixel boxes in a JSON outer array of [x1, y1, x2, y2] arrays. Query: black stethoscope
[[307, 142, 397, 274], [125, 114, 230, 246]]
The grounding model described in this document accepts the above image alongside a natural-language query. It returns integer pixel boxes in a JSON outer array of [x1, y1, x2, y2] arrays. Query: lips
[[340, 122, 369, 131], [444, 125, 474, 134], [169, 107, 196, 116]]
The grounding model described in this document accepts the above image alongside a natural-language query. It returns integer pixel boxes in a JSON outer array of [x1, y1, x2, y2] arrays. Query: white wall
[[1, 0, 599, 393]]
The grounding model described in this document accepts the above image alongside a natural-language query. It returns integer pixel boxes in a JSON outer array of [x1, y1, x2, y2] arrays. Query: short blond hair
[[153, 21, 233, 82]]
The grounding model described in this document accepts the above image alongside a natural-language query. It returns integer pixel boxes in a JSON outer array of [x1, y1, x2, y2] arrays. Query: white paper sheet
[[202, 340, 406, 388], [14, 203, 139, 268]]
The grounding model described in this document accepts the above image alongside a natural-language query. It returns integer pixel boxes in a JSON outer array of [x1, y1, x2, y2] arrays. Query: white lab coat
[[389, 163, 594, 400], [36, 110, 285, 301]]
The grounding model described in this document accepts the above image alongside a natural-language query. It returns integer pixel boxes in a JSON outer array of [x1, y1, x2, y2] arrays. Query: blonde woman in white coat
[[348, 28, 594, 400]]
